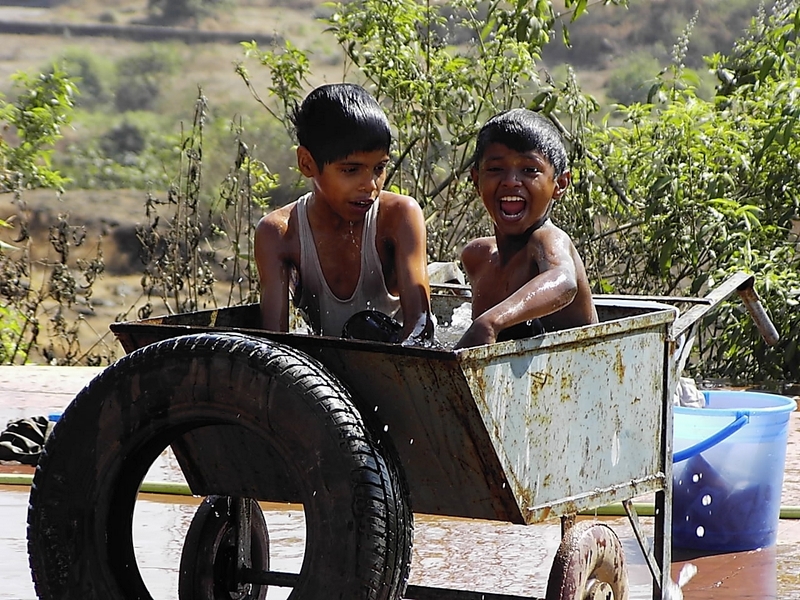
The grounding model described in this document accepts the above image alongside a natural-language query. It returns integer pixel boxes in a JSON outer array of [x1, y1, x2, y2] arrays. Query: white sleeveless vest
[[295, 192, 401, 336]]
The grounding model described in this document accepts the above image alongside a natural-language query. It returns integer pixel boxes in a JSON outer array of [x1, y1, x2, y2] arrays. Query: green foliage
[[58, 139, 176, 191], [0, 66, 75, 192], [562, 2, 800, 381], [114, 45, 182, 112], [56, 48, 116, 110], [242, 0, 626, 261], [0, 68, 116, 365], [0, 302, 28, 363], [604, 52, 662, 105], [0, 220, 26, 363], [148, 0, 228, 24], [54, 112, 179, 190]]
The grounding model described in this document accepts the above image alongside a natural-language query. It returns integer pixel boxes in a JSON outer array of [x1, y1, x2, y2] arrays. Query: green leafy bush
[[114, 45, 182, 113], [56, 48, 116, 110], [148, 0, 229, 24], [0, 66, 75, 192], [0, 303, 28, 364], [239, 0, 797, 383], [604, 53, 662, 105], [563, 3, 800, 381]]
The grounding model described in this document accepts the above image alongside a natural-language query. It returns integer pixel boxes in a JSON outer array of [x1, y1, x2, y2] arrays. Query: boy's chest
[[474, 248, 538, 306], [309, 226, 392, 299], [313, 228, 364, 298]]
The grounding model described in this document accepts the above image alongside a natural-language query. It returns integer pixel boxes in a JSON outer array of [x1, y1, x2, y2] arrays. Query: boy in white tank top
[[254, 83, 434, 343]]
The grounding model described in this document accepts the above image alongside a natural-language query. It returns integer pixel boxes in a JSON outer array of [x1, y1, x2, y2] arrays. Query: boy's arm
[[254, 214, 291, 332], [390, 196, 434, 342], [456, 230, 579, 348]]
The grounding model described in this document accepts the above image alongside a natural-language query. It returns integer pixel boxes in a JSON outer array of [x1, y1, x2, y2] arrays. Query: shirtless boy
[[254, 83, 434, 343], [454, 108, 597, 349]]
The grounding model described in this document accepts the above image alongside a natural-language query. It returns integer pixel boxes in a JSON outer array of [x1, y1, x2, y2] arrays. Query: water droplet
[[695, 526, 705, 538], [702, 494, 712, 506], [409, 438, 414, 445]]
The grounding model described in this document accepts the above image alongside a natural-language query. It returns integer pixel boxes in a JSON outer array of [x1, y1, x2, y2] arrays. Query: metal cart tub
[[26, 273, 774, 600]]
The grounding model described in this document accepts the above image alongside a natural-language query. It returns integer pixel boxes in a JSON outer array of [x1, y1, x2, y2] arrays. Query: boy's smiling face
[[298, 146, 390, 223], [472, 142, 570, 237]]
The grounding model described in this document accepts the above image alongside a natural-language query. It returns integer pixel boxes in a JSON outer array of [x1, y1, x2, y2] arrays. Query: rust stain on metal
[[559, 371, 573, 403], [530, 370, 550, 394], [614, 349, 626, 382]]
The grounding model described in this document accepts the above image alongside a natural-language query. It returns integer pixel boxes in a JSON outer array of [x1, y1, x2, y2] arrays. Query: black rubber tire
[[179, 495, 270, 600], [27, 332, 413, 600]]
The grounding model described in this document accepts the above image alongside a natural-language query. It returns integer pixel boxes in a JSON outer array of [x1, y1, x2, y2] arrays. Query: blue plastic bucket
[[672, 390, 796, 552]]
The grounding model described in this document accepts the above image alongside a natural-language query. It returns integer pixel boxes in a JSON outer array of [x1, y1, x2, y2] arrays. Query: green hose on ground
[[581, 501, 800, 520], [0, 472, 192, 497], [2, 473, 800, 519]]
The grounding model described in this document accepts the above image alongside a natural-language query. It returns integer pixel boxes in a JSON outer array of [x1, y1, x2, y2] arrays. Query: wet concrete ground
[[2, 365, 800, 599]]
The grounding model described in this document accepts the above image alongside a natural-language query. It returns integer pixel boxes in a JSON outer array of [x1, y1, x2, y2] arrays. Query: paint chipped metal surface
[[110, 297, 677, 526]]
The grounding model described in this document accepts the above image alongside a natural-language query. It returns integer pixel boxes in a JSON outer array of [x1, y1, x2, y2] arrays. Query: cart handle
[[672, 412, 749, 464], [737, 282, 780, 345], [670, 273, 779, 345]]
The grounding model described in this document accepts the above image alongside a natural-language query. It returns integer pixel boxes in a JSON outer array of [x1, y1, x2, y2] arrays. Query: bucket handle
[[672, 412, 750, 464]]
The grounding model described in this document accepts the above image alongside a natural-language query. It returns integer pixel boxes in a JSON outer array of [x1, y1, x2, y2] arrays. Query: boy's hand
[[454, 317, 497, 349], [400, 311, 436, 346]]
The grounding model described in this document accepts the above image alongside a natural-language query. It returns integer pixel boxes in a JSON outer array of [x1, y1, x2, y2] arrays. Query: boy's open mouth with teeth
[[499, 196, 526, 218]]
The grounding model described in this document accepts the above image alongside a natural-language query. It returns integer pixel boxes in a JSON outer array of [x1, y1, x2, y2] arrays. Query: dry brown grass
[[0, 0, 341, 109]]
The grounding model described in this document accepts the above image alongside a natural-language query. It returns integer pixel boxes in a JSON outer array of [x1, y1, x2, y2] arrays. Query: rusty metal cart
[[26, 272, 776, 600]]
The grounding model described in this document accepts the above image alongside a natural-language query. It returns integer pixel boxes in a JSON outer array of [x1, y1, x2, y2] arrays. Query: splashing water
[[433, 302, 473, 349], [348, 221, 357, 246], [400, 312, 443, 349], [665, 563, 698, 600]]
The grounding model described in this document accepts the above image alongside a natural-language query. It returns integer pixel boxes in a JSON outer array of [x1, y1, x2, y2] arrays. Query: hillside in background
[[1, 0, 795, 372], [544, 0, 764, 70], [0, 0, 773, 256], [0, 0, 775, 226], [0, 0, 770, 102]]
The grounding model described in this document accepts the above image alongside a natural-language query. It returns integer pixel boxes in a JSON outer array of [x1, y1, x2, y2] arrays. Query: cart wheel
[[545, 521, 629, 600], [28, 332, 412, 600], [179, 495, 269, 600]]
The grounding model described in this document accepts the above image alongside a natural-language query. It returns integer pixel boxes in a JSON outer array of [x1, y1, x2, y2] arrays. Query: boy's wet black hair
[[473, 108, 568, 176], [291, 83, 392, 169]]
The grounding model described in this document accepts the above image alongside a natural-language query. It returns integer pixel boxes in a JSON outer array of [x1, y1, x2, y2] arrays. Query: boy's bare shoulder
[[462, 235, 495, 253], [255, 202, 300, 257], [460, 236, 495, 271], [377, 190, 422, 215], [257, 202, 296, 233], [376, 191, 425, 242], [527, 221, 577, 255]]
